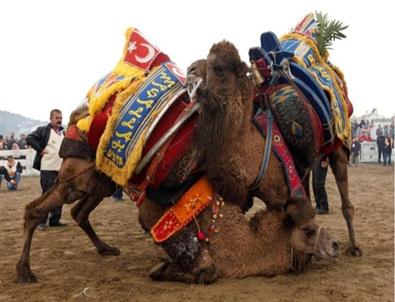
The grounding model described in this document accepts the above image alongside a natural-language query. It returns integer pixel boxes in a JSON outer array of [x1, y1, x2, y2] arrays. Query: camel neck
[[195, 88, 254, 166]]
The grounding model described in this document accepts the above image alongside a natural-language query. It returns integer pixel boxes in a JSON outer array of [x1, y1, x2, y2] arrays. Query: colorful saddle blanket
[[75, 28, 195, 186], [250, 13, 352, 148]]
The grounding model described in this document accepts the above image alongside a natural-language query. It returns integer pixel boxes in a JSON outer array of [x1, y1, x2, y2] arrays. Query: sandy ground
[[0, 164, 393, 302]]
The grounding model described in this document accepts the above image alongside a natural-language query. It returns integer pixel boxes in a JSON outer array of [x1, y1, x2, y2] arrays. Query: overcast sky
[[1, 0, 393, 123]]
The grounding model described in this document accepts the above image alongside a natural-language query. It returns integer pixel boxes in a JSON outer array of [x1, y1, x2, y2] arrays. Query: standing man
[[376, 124, 385, 164], [350, 138, 361, 166], [27, 109, 66, 230], [312, 156, 329, 215]]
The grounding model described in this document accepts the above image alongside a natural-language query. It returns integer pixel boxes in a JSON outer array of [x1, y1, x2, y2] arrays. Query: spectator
[[376, 124, 383, 137], [383, 137, 393, 166], [0, 155, 23, 190], [18, 133, 27, 149], [360, 119, 366, 131], [6, 133, 16, 150], [26, 109, 66, 230], [351, 138, 361, 166], [377, 134, 385, 164], [351, 121, 358, 139], [312, 156, 329, 215], [0, 135, 5, 150], [0, 165, 12, 190], [11, 142, 20, 150], [383, 125, 389, 137]]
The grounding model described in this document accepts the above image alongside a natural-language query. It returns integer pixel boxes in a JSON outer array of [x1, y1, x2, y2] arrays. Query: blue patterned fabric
[[104, 63, 184, 168]]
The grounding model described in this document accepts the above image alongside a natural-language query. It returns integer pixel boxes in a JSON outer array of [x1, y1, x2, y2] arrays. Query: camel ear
[[284, 198, 315, 227], [236, 62, 249, 77]]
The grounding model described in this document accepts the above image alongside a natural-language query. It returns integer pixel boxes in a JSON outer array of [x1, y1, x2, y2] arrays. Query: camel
[[16, 96, 338, 284], [138, 197, 339, 283], [186, 41, 362, 257]]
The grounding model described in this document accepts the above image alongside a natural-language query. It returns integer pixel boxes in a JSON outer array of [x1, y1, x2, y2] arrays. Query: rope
[[56, 162, 96, 184]]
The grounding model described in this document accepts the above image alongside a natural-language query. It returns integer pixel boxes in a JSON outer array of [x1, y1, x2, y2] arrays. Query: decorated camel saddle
[[64, 28, 214, 243], [68, 28, 199, 204], [249, 13, 353, 161]]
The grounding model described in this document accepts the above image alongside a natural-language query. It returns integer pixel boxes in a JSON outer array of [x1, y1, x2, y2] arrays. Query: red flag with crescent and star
[[124, 29, 169, 71]]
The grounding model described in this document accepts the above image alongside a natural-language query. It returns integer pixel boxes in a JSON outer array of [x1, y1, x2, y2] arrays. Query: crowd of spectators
[[350, 120, 394, 166], [351, 120, 394, 142], [0, 133, 29, 150]]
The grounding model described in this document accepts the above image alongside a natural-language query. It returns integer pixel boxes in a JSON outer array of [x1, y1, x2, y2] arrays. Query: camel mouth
[[313, 246, 340, 261]]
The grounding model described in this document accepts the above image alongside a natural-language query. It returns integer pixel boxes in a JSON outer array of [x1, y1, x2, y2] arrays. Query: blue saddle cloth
[[249, 31, 334, 145]]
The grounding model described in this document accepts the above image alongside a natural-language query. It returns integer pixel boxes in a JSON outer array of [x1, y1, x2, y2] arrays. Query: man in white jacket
[[26, 109, 66, 230]]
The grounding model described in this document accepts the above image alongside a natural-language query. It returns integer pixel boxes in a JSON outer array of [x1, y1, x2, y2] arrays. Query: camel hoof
[[16, 271, 38, 283], [98, 246, 120, 256], [149, 261, 169, 280], [346, 246, 363, 257]]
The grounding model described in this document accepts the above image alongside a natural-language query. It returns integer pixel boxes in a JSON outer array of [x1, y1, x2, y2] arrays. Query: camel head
[[187, 42, 254, 165], [187, 41, 253, 115], [203, 41, 253, 107], [290, 219, 339, 261], [285, 200, 339, 261]]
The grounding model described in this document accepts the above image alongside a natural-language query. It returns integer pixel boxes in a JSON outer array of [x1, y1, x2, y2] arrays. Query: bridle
[[290, 224, 323, 272]]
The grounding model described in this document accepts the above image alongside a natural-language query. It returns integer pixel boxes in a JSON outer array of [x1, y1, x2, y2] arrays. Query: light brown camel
[[138, 197, 338, 283], [16, 102, 337, 283], [186, 41, 362, 257]]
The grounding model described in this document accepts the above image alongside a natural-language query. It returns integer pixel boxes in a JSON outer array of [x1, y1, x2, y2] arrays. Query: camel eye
[[304, 228, 316, 237], [188, 66, 197, 75], [213, 65, 225, 75]]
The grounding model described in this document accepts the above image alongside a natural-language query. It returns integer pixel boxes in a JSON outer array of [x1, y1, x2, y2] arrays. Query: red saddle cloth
[[124, 95, 198, 205], [254, 112, 306, 199]]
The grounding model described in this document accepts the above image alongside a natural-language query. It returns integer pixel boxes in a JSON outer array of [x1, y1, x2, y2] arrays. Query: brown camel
[[187, 41, 361, 257], [139, 197, 338, 283], [16, 99, 338, 283]]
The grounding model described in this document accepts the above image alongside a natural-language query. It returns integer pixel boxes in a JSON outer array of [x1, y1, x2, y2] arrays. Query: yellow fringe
[[95, 77, 146, 185], [280, 32, 350, 141], [331, 65, 348, 95], [76, 27, 147, 133], [76, 77, 134, 132]]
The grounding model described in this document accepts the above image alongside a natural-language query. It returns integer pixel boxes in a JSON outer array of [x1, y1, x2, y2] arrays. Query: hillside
[[0, 110, 46, 137]]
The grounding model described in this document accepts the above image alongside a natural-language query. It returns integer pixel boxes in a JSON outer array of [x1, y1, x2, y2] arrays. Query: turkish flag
[[124, 29, 161, 71]]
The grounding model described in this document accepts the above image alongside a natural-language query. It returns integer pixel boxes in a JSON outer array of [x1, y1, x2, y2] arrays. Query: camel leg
[[328, 146, 362, 256], [70, 187, 119, 256], [16, 182, 82, 283]]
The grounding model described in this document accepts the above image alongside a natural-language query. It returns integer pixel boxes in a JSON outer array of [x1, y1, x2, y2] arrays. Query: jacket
[[26, 123, 64, 171]]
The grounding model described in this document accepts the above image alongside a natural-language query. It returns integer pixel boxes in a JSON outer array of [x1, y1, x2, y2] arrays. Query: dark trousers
[[383, 151, 392, 166], [378, 148, 384, 163], [312, 160, 329, 210], [0, 166, 11, 182], [40, 170, 62, 225]]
